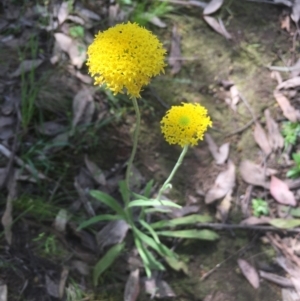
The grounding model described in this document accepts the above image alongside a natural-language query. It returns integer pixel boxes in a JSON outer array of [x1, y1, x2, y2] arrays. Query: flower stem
[[156, 144, 189, 201], [125, 97, 141, 204]]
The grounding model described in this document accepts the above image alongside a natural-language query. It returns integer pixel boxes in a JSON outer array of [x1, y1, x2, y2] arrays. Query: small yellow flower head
[[161, 102, 212, 147], [87, 22, 166, 98]]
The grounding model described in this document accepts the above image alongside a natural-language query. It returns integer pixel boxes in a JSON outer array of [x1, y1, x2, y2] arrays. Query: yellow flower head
[[87, 22, 166, 98], [161, 102, 212, 147]]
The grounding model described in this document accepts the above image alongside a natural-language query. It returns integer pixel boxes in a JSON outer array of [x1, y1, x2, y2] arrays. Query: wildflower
[[87, 22, 166, 98], [161, 102, 212, 147]]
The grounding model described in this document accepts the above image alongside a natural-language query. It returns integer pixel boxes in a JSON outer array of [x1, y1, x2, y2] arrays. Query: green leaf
[[287, 168, 300, 179], [90, 190, 125, 218], [269, 218, 300, 229], [150, 214, 212, 229], [118, 180, 129, 203], [293, 152, 300, 164], [134, 237, 165, 274], [128, 199, 181, 209], [134, 237, 151, 277], [139, 219, 160, 244], [144, 208, 173, 214], [93, 242, 125, 286], [132, 192, 148, 201], [165, 256, 189, 275], [144, 179, 154, 198], [77, 214, 123, 230], [290, 208, 300, 217], [132, 226, 176, 258], [157, 229, 219, 240]]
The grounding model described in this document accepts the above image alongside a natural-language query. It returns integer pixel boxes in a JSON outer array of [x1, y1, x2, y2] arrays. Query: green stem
[[156, 144, 189, 201], [125, 97, 141, 204]]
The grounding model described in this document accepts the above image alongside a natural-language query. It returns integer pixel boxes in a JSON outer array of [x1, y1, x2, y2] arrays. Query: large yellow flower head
[[87, 22, 166, 98], [161, 102, 212, 147]]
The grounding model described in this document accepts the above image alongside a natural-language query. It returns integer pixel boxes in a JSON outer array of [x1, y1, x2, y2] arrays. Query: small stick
[[196, 223, 300, 234], [225, 118, 255, 137]]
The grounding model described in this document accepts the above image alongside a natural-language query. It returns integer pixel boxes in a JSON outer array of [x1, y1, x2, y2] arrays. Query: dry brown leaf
[[0, 285, 7, 301], [84, 155, 106, 186], [124, 269, 140, 301], [57, 2, 69, 24], [277, 257, 300, 297], [149, 16, 167, 28], [282, 288, 299, 301], [72, 87, 95, 128], [205, 160, 235, 204], [203, 16, 232, 39], [259, 270, 293, 288], [54, 209, 69, 232], [54, 33, 86, 68], [96, 220, 129, 251], [59, 267, 69, 299], [45, 275, 60, 298], [1, 172, 17, 245], [203, 0, 224, 15], [253, 122, 272, 155], [154, 280, 176, 298], [264, 109, 284, 150], [240, 216, 271, 225], [270, 71, 283, 84], [216, 191, 232, 222], [71, 260, 90, 276], [281, 15, 290, 31], [237, 259, 260, 289], [205, 134, 230, 165], [168, 25, 182, 75], [270, 176, 296, 206], [229, 85, 239, 111], [37, 121, 66, 136], [291, 0, 300, 23], [239, 160, 270, 189], [10, 59, 43, 77], [54, 33, 72, 52], [277, 76, 300, 89]]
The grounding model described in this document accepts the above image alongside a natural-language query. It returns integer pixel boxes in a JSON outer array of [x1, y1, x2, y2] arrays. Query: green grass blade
[[90, 190, 125, 217], [77, 214, 123, 230], [132, 226, 176, 258], [143, 179, 154, 198], [150, 214, 213, 229], [157, 229, 219, 240], [118, 180, 129, 203], [134, 237, 151, 278], [93, 242, 125, 286], [128, 199, 181, 208], [139, 219, 160, 244]]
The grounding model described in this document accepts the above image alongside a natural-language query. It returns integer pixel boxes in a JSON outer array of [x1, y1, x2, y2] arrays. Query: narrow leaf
[[157, 229, 219, 240], [128, 199, 181, 208], [90, 190, 125, 217], [93, 243, 125, 286], [139, 219, 161, 244], [77, 214, 122, 230], [269, 218, 300, 229], [150, 214, 212, 229]]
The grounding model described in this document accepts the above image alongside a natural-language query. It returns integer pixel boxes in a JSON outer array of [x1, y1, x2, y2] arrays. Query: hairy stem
[[125, 97, 141, 204], [156, 144, 189, 201]]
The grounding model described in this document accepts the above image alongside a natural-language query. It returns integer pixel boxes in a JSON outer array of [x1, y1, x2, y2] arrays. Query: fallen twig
[[197, 223, 300, 234]]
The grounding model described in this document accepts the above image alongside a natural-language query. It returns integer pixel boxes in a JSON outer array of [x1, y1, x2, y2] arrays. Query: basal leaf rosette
[[87, 22, 166, 98], [161, 102, 212, 147]]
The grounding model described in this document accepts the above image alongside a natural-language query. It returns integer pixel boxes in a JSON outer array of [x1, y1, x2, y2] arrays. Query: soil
[[0, 1, 294, 300]]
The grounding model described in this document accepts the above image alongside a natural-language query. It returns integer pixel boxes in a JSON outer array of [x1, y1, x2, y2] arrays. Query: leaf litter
[[4, 1, 300, 300]]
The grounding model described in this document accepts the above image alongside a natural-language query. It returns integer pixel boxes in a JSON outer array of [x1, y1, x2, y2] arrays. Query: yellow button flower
[[87, 22, 166, 98], [161, 102, 212, 147]]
